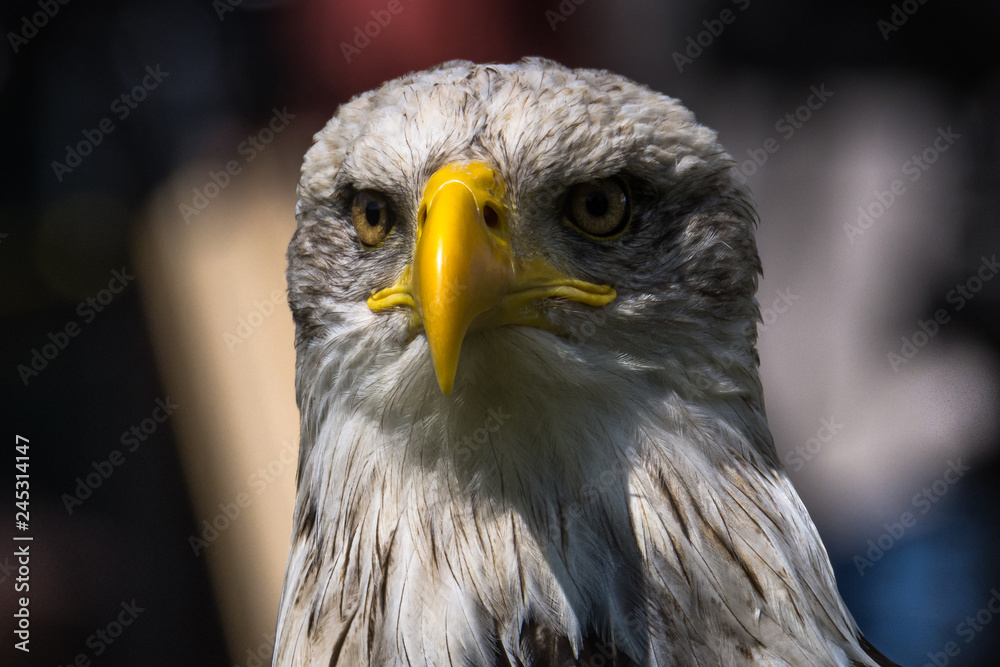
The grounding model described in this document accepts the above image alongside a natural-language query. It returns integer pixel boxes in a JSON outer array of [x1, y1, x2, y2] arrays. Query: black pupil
[[364, 199, 382, 226], [584, 191, 609, 218]]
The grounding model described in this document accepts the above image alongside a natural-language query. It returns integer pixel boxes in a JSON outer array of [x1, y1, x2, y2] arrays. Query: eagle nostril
[[483, 204, 500, 229]]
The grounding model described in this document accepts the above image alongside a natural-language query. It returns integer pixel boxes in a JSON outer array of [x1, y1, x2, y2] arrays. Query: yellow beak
[[368, 162, 615, 394]]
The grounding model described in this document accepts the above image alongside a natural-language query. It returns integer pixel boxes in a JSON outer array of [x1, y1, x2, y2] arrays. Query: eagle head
[[276, 58, 896, 667]]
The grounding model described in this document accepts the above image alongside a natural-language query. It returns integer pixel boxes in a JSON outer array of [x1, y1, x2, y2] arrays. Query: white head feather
[[274, 58, 895, 667]]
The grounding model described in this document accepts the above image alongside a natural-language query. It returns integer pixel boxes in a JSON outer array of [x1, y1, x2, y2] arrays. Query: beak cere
[[367, 161, 617, 395], [411, 163, 514, 394]]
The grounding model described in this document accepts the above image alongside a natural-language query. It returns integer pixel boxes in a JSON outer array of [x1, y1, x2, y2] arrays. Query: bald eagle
[[274, 58, 899, 667]]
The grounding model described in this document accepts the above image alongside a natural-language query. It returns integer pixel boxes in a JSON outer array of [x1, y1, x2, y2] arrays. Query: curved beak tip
[[436, 372, 455, 395], [427, 331, 462, 395]]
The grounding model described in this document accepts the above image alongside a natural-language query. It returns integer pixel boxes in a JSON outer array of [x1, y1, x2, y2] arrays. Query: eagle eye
[[565, 178, 631, 239], [352, 190, 394, 247]]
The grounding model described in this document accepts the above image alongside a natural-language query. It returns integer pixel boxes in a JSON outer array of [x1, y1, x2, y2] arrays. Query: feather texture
[[274, 58, 899, 667]]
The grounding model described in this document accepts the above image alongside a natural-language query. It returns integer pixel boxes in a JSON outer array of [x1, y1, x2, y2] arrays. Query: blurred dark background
[[1, 0, 998, 665]]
